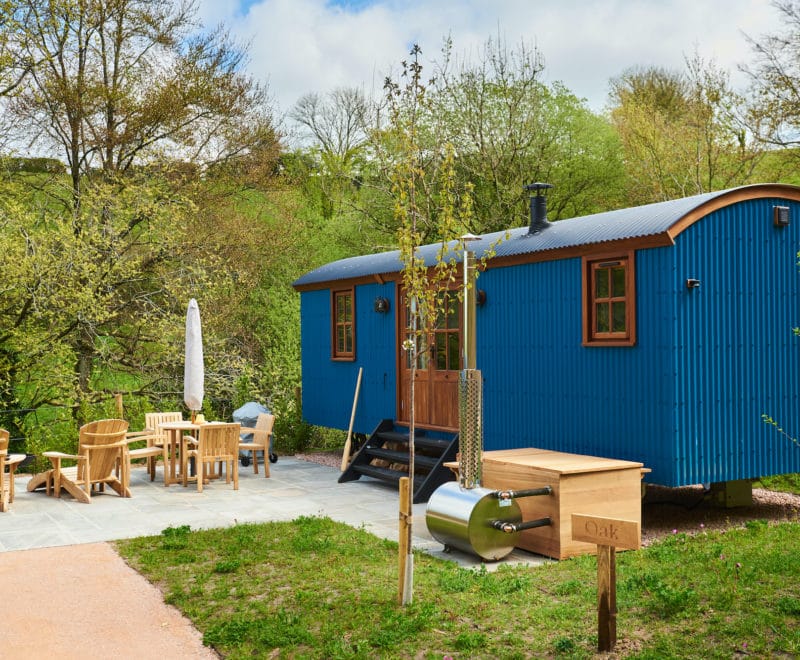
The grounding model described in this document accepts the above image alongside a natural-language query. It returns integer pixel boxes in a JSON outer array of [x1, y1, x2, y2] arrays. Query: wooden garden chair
[[238, 413, 274, 477], [1, 428, 26, 512], [27, 419, 130, 503], [183, 422, 240, 493], [123, 412, 182, 483]]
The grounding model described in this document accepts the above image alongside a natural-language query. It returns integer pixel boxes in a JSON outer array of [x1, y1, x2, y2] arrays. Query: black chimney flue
[[525, 182, 553, 234]]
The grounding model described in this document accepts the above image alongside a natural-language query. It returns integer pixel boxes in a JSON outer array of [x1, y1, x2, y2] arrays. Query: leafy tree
[[386, 45, 504, 604], [0, 1, 36, 154], [288, 37, 628, 254], [357, 37, 627, 242], [290, 87, 370, 180], [1, 174, 228, 430], [0, 1, 32, 97], [387, 45, 442, 606], [8, 0, 273, 207], [430, 37, 627, 230], [743, 1, 800, 168], [290, 87, 367, 221], [0, 0, 281, 429], [609, 55, 762, 205]]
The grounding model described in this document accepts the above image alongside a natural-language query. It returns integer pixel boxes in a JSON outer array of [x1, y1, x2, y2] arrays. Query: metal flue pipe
[[525, 182, 553, 234], [461, 233, 480, 371], [459, 233, 482, 490]]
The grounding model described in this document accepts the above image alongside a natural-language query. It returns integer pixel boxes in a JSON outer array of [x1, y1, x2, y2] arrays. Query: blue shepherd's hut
[[293, 184, 800, 501]]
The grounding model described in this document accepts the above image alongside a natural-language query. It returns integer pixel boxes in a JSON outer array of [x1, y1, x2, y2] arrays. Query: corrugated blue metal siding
[[300, 283, 397, 434], [479, 197, 800, 486], [298, 193, 800, 487], [478, 250, 677, 484], [672, 198, 800, 484]]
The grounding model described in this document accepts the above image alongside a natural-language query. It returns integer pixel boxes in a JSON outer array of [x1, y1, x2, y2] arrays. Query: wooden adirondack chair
[[27, 419, 130, 503], [238, 413, 274, 477], [183, 423, 240, 493], [1, 428, 26, 512], [123, 412, 182, 483]]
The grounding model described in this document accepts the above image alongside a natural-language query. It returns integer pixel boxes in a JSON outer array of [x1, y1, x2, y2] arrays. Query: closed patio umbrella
[[184, 298, 204, 422]]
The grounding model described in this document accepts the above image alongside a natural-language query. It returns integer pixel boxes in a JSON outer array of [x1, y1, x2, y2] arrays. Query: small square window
[[583, 252, 636, 346]]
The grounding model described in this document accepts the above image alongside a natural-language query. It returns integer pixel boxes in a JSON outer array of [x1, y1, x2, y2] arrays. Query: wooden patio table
[[157, 420, 201, 486], [158, 420, 228, 487]]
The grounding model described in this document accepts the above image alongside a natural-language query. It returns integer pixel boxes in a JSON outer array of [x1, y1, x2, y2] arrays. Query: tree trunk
[[75, 325, 94, 425]]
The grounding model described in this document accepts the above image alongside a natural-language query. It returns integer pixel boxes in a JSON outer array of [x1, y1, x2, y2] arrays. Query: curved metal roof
[[293, 184, 800, 289]]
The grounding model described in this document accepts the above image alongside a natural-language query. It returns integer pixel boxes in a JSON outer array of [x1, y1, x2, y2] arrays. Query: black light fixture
[[476, 289, 487, 306], [686, 278, 701, 290], [373, 296, 390, 313], [774, 205, 790, 227]]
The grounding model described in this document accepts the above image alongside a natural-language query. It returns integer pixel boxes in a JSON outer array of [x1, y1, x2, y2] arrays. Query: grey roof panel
[[292, 186, 782, 288]]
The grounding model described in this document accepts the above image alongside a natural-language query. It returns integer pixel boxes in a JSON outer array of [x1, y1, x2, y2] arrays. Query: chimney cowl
[[525, 182, 553, 234]]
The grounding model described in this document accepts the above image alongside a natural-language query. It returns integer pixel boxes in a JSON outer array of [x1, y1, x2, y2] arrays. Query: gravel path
[[641, 483, 800, 545], [2, 543, 217, 659], [296, 450, 800, 546]]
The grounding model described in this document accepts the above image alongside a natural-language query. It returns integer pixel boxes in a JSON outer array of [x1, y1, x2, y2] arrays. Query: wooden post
[[398, 477, 410, 604], [341, 367, 363, 472], [114, 393, 123, 418], [572, 514, 640, 653], [596, 544, 616, 651]]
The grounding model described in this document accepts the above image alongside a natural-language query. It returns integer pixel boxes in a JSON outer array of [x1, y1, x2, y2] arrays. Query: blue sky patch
[[239, 0, 377, 10]]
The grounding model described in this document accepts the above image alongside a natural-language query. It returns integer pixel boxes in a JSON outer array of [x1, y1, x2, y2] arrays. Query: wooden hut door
[[398, 289, 461, 430]]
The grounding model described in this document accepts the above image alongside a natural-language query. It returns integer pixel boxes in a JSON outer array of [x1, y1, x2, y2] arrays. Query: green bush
[[0, 156, 66, 174], [271, 391, 314, 454]]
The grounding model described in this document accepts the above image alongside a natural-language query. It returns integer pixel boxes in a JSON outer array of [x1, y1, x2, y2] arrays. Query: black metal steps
[[339, 419, 458, 503], [377, 431, 451, 453], [364, 447, 439, 470], [350, 464, 405, 483]]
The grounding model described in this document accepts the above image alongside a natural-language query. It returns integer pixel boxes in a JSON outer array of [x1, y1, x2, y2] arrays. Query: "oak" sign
[[572, 514, 640, 549]]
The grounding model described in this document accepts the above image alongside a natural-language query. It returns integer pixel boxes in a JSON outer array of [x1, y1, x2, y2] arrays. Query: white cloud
[[196, 0, 784, 118], [245, 0, 403, 110]]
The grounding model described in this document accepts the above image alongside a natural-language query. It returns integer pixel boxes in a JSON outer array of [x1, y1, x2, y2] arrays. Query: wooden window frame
[[431, 290, 462, 372], [582, 251, 636, 347], [331, 287, 356, 360]]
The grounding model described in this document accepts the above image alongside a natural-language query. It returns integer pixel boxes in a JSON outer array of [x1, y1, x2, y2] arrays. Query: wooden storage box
[[481, 448, 645, 560]]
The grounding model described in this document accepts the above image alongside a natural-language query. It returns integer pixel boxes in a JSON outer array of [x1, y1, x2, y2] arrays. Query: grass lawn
[[116, 516, 800, 659]]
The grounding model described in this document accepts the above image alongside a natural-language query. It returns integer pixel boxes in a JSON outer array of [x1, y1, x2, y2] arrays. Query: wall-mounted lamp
[[476, 289, 487, 306], [774, 205, 790, 227], [373, 296, 390, 313], [686, 278, 701, 290]]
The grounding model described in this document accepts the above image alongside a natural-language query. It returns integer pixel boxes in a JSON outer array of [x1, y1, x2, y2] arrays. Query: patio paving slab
[[2, 457, 551, 569]]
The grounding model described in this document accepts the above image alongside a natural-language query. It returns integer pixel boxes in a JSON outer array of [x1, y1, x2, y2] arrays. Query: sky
[[198, 0, 782, 122]]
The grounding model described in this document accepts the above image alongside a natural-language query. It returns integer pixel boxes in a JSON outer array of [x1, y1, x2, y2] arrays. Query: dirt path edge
[[2, 542, 218, 659]]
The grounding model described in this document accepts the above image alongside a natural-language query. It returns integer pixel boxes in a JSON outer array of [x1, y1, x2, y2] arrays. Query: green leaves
[[0, 171, 241, 428], [609, 55, 761, 205]]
